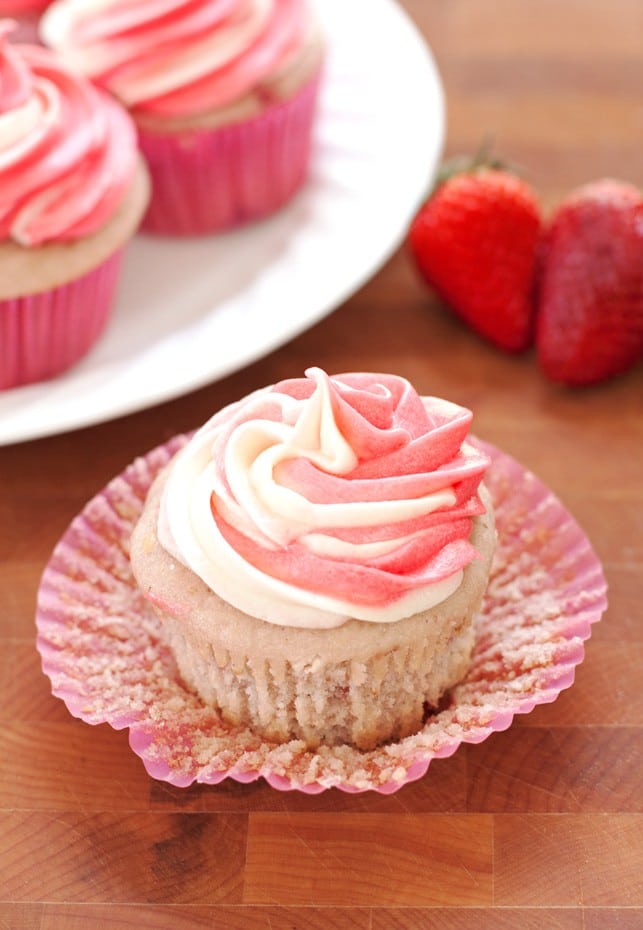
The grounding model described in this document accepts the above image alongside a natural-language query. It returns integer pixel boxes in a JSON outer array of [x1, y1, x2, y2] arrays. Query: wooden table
[[2, 1, 642, 927]]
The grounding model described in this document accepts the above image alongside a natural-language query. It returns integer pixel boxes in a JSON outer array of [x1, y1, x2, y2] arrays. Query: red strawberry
[[408, 158, 542, 351], [536, 178, 643, 386]]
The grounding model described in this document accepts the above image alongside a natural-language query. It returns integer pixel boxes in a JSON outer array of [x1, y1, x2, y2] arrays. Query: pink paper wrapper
[[0, 248, 123, 390], [137, 73, 321, 236], [36, 436, 607, 794]]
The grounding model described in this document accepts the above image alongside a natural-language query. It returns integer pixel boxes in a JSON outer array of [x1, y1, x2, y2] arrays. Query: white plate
[[0, 0, 444, 446]]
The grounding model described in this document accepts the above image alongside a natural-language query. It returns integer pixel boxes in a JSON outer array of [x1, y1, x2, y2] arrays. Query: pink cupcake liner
[[137, 73, 321, 236], [35, 436, 607, 794], [0, 248, 123, 390]]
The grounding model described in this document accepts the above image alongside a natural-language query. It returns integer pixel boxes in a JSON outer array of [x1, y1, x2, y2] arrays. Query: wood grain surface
[[2, 1, 643, 927]]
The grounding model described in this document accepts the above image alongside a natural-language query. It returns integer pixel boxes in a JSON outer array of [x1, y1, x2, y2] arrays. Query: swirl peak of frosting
[[158, 369, 491, 629], [0, 20, 137, 245], [40, 0, 312, 119]]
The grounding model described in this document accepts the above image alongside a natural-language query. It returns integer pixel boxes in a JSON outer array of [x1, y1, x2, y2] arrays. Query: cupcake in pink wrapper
[[0, 22, 149, 389], [130, 368, 496, 750], [40, 0, 324, 236], [37, 423, 607, 792]]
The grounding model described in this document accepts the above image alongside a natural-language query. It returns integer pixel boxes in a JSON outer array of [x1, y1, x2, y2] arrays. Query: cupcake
[[0, 23, 149, 389], [130, 368, 496, 751], [40, 0, 324, 236]]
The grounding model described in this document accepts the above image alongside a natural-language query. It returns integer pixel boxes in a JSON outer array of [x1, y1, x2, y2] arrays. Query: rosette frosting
[[158, 369, 491, 629], [0, 21, 137, 245], [40, 0, 313, 119]]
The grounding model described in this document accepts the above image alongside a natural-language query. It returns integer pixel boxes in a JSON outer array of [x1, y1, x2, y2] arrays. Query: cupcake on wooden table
[[131, 368, 496, 751], [41, 0, 324, 236], [0, 22, 149, 389]]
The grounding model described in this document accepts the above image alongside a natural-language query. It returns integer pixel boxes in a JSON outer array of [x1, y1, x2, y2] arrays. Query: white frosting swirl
[[40, 0, 311, 118], [158, 369, 490, 629]]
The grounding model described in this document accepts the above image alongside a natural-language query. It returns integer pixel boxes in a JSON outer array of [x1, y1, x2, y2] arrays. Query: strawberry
[[408, 156, 542, 351], [536, 178, 643, 386]]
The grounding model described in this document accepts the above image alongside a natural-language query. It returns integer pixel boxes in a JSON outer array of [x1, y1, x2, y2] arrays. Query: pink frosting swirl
[[40, 0, 311, 119], [159, 369, 491, 629], [0, 21, 138, 245]]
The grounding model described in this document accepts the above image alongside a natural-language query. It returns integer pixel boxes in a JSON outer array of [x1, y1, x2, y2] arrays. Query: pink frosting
[[219, 372, 487, 604], [40, 0, 312, 119], [0, 21, 138, 246], [0, 1, 49, 13], [159, 369, 491, 628]]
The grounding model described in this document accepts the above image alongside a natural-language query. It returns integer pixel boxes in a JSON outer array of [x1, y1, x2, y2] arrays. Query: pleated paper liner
[[0, 249, 123, 390], [138, 73, 321, 236], [36, 435, 607, 794]]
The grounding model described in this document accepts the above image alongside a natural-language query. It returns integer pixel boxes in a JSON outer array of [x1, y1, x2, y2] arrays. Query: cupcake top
[[40, 0, 319, 122], [0, 20, 138, 246], [158, 368, 491, 630]]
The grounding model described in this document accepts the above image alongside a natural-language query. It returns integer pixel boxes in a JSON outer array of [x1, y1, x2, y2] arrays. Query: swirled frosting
[[40, 0, 313, 119], [0, 21, 138, 245], [158, 368, 491, 629]]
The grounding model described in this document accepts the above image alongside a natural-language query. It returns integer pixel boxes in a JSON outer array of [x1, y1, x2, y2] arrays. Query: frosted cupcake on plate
[[130, 368, 495, 751], [40, 0, 324, 236], [0, 22, 149, 389]]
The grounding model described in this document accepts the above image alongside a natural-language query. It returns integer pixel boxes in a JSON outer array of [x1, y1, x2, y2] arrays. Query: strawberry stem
[[432, 137, 512, 193]]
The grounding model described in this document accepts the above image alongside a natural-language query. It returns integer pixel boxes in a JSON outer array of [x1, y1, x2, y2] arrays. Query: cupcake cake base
[[0, 159, 150, 389]]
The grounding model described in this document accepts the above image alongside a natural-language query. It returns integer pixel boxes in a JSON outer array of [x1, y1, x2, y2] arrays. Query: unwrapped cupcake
[[0, 22, 149, 389], [130, 368, 496, 751], [40, 0, 324, 235]]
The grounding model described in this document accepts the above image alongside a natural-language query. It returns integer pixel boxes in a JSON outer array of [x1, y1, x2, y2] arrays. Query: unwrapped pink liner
[[0, 249, 123, 389], [138, 75, 321, 236], [36, 436, 607, 794]]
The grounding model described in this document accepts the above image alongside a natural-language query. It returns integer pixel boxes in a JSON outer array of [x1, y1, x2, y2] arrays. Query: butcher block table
[[2, 1, 643, 927]]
